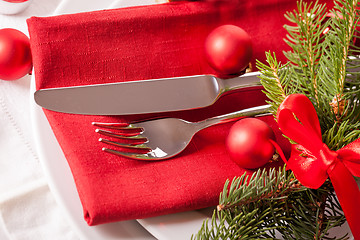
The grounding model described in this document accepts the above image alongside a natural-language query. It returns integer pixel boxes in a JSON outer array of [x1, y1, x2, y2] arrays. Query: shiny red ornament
[[226, 118, 275, 169], [0, 28, 32, 80], [205, 24, 253, 75]]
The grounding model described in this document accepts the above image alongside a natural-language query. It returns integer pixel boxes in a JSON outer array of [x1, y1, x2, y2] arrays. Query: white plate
[[30, 1, 354, 239]]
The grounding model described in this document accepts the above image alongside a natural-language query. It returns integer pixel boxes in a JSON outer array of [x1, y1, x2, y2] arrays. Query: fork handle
[[195, 104, 272, 131]]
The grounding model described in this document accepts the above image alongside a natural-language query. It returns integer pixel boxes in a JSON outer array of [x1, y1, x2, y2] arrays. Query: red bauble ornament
[[0, 28, 32, 80], [205, 24, 253, 75], [226, 118, 275, 169]]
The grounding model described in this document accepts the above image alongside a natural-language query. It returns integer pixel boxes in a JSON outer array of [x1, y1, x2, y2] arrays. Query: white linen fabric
[[0, 0, 78, 239]]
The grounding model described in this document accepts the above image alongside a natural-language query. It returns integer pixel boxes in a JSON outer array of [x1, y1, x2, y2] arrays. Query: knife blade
[[34, 72, 262, 115]]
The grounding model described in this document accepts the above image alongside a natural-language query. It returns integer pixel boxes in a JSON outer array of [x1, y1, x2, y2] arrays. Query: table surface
[[0, 1, 82, 239]]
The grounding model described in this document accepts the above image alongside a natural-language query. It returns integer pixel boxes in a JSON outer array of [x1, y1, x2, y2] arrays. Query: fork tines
[[92, 122, 144, 135], [92, 122, 151, 156]]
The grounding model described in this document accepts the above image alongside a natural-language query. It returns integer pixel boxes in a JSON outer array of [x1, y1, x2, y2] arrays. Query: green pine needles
[[192, 167, 347, 239], [193, 0, 360, 239], [259, 0, 360, 150]]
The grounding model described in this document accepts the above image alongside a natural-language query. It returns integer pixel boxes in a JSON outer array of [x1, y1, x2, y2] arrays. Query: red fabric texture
[[27, 0, 332, 225]]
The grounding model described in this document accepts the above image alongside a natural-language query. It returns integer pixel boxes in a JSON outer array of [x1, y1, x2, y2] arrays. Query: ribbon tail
[[328, 161, 360, 238]]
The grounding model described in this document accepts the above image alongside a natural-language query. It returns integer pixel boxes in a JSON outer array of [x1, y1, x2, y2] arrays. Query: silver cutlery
[[35, 72, 261, 115], [92, 104, 271, 160]]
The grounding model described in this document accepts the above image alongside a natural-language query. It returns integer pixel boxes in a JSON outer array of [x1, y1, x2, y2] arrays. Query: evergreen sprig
[[256, 52, 293, 116], [283, 0, 329, 106], [259, 0, 360, 150], [191, 167, 347, 240], [193, 0, 359, 238]]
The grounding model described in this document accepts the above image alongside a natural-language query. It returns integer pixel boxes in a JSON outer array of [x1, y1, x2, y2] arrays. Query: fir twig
[[283, 0, 329, 105], [191, 167, 347, 240], [259, 0, 360, 150], [194, 0, 360, 239], [257, 52, 293, 116]]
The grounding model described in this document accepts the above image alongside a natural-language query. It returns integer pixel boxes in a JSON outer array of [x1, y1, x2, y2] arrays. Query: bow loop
[[276, 94, 360, 238], [287, 143, 338, 189], [287, 144, 329, 189], [337, 138, 360, 177], [277, 94, 323, 154]]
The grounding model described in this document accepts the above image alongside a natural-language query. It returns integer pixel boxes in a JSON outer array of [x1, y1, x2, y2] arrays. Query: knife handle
[[219, 71, 262, 92]]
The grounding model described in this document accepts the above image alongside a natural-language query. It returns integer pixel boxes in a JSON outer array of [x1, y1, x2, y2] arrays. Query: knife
[[34, 72, 262, 115]]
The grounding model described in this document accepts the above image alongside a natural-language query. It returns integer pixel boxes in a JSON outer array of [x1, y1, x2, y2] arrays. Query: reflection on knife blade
[[34, 72, 262, 115]]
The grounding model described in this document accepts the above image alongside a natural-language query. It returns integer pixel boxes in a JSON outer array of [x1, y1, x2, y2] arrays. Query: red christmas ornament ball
[[0, 28, 32, 81], [226, 118, 275, 169], [205, 24, 253, 75]]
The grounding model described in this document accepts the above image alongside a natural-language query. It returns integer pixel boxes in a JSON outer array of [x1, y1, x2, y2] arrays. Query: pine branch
[[317, 0, 360, 128], [259, 0, 360, 150], [191, 167, 347, 240], [257, 52, 294, 116], [314, 0, 360, 149], [323, 120, 360, 149], [283, 0, 329, 105], [193, 1, 359, 239]]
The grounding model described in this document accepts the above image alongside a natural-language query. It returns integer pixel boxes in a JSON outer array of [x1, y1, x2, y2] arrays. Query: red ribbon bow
[[276, 94, 360, 238]]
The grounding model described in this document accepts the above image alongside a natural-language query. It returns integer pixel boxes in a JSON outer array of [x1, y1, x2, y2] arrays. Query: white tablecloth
[[0, 1, 79, 239]]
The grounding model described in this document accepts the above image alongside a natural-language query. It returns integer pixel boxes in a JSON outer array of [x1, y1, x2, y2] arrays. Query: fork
[[92, 104, 271, 160]]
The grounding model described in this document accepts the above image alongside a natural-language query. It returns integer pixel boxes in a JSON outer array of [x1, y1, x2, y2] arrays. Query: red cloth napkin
[[27, 0, 333, 226]]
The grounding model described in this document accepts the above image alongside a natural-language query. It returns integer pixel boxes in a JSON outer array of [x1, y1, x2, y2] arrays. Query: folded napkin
[[27, 0, 333, 226]]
